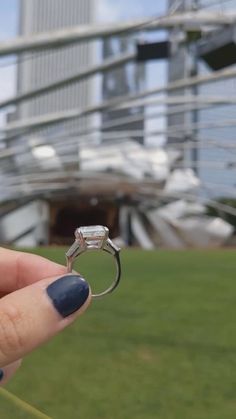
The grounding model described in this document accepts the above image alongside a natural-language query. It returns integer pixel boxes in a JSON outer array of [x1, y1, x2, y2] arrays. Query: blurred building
[[17, 0, 95, 131], [167, 0, 236, 198], [1, 0, 97, 246], [167, 0, 189, 148], [197, 0, 236, 198], [102, 36, 145, 144], [6, 0, 142, 246]]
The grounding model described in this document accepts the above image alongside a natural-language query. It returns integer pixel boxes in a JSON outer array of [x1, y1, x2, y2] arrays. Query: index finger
[[0, 248, 67, 295]]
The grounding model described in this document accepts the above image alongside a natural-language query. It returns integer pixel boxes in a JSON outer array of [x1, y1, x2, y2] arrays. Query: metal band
[[66, 238, 121, 299]]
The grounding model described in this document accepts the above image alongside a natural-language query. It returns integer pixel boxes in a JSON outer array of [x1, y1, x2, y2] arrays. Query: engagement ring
[[66, 225, 121, 298]]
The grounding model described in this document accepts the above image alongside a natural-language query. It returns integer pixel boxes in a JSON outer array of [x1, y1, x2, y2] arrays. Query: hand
[[0, 247, 91, 385]]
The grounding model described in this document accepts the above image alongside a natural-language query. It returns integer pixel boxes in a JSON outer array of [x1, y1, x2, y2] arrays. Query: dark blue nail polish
[[0, 369, 4, 381], [46, 275, 89, 318]]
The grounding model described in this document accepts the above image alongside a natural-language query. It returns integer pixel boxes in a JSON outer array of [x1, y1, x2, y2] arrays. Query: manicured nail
[[0, 369, 4, 381], [46, 275, 89, 318]]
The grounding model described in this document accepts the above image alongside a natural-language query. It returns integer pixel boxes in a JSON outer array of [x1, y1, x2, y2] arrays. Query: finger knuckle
[[0, 305, 25, 359]]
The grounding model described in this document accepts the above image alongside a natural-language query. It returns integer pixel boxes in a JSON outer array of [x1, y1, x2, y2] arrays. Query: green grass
[[1, 249, 236, 419]]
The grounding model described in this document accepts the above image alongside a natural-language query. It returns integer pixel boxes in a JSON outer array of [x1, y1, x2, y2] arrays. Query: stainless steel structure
[[0, 11, 236, 57]]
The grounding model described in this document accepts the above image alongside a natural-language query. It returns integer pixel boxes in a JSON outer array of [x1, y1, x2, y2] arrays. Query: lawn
[[1, 249, 236, 419]]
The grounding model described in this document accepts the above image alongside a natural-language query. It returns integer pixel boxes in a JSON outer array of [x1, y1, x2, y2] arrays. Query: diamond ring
[[65, 225, 121, 298]]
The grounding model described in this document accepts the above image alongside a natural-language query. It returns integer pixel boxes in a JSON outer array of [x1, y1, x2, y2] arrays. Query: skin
[[0, 248, 91, 386]]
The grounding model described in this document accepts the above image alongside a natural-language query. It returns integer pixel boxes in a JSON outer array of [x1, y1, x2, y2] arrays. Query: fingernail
[[0, 369, 4, 381], [46, 275, 89, 318]]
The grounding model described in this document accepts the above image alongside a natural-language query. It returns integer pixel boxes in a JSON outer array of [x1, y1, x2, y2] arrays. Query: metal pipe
[[0, 11, 235, 57], [0, 52, 135, 110], [4, 66, 236, 136]]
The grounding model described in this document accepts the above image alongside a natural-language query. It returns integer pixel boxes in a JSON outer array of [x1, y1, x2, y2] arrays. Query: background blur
[[1, 1, 236, 418], [1, 0, 236, 249]]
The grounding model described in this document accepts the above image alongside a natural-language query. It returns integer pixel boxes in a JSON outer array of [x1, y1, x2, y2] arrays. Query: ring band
[[65, 225, 121, 298]]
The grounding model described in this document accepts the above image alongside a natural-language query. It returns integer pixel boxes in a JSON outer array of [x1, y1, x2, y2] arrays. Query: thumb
[[0, 274, 91, 367]]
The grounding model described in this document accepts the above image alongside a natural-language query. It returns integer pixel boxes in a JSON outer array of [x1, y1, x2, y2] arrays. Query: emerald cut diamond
[[75, 225, 109, 248]]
